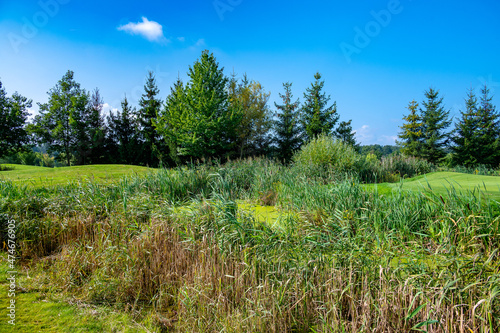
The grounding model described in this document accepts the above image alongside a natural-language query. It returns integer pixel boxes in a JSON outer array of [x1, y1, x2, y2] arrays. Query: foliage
[[360, 144, 400, 159], [300, 72, 338, 141], [335, 119, 358, 148], [397, 100, 423, 157], [156, 50, 242, 161], [229, 74, 273, 158], [273, 82, 303, 163], [2, 160, 499, 332], [31, 70, 90, 166], [107, 96, 140, 165], [476, 85, 500, 166], [0, 80, 32, 159], [419, 88, 451, 164], [293, 134, 361, 178], [451, 89, 481, 167], [137, 71, 163, 166]]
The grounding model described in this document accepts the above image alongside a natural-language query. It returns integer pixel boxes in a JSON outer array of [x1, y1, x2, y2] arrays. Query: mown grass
[[364, 171, 500, 200], [1, 159, 499, 332], [0, 164, 153, 187]]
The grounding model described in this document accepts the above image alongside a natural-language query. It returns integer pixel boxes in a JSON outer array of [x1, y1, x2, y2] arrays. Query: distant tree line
[[0, 50, 357, 167], [397, 87, 500, 167]]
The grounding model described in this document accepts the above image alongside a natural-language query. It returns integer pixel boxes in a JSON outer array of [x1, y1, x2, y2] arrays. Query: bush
[[292, 135, 362, 179]]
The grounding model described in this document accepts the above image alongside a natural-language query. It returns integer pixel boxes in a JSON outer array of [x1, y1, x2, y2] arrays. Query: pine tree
[[451, 89, 480, 167], [397, 100, 423, 157], [274, 82, 303, 163], [476, 85, 500, 166], [301, 72, 338, 142], [420, 88, 451, 164], [154, 78, 186, 164], [0, 80, 32, 159], [107, 96, 139, 164], [138, 71, 162, 166], [335, 119, 358, 149]]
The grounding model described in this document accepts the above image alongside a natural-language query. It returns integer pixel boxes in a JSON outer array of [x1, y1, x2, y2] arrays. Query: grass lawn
[[364, 171, 500, 200], [0, 164, 153, 187]]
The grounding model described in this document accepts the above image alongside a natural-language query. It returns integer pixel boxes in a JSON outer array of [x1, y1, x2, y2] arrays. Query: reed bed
[[1, 158, 499, 332]]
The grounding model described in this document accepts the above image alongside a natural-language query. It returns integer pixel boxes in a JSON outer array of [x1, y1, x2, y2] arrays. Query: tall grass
[[1, 158, 499, 332]]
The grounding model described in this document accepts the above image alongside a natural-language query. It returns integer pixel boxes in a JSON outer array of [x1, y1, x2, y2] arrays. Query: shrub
[[293, 135, 362, 179]]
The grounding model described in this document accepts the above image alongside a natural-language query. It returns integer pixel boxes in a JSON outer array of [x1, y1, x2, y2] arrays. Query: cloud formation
[[118, 17, 164, 42]]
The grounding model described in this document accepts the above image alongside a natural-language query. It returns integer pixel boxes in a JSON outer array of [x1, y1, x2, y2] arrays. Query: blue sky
[[1, 0, 499, 145]]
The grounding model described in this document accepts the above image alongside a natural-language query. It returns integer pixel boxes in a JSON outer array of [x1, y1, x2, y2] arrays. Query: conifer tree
[[155, 50, 242, 161], [476, 85, 500, 166], [451, 89, 480, 167], [397, 100, 423, 157], [420, 88, 451, 164], [274, 82, 302, 163], [87, 88, 106, 163], [107, 96, 139, 164], [138, 71, 162, 166], [154, 78, 186, 164], [301, 72, 338, 142], [335, 119, 358, 149]]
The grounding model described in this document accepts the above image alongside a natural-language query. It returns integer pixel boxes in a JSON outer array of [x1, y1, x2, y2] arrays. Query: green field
[[364, 171, 500, 200], [0, 164, 153, 187]]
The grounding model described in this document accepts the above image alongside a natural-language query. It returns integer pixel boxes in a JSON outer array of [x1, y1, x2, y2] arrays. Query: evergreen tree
[[154, 78, 186, 164], [274, 82, 302, 163], [335, 119, 358, 149], [156, 50, 242, 161], [0, 80, 32, 159], [86, 88, 107, 164], [33, 70, 89, 166], [229, 73, 272, 158], [420, 88, 451, 164], [397, 100, 423, 157], [301, 72, 338, 141], [138, 71, 162, 166], [476, 85, 500, 166], [451, 89, 480, 167], [107, 96, 139, 164]]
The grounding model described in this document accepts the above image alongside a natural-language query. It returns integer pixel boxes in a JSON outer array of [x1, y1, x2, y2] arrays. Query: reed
[[1, 158, 499, 332]]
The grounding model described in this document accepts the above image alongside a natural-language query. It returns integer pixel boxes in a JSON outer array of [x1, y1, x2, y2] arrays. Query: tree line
[[0, 50, 356, 167], [397, 87, 500, 168], [2, 50, 498, 169]]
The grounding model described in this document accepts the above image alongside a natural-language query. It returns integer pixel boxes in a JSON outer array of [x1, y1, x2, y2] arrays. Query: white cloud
[[117, 17, 165, 42], [102, 103, 119, 115], [177, 37, 185, 42], [354, 125, 374, 144]]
